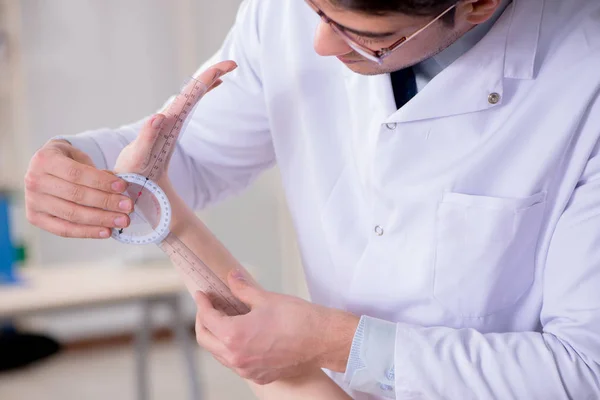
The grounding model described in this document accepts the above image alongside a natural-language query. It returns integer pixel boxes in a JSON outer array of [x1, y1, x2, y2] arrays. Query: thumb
[[227, 269, 265, 307], [114, 113, 167, 175], [137, 113, 166, 147]]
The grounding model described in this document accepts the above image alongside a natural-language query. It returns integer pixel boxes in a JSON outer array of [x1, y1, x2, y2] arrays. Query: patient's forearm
[[249, 368, 351, 400], [157, 178, 351, 400], [159, 178, 249, 289]]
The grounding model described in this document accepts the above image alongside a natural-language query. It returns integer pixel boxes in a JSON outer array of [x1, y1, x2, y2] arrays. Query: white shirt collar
[[415, 0, 514, 87]]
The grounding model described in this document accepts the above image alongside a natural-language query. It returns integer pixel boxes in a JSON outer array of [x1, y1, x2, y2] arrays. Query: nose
[[313, 21, 353, 57]]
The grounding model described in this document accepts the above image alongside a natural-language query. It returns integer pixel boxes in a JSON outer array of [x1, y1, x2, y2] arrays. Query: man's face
[[310, 0, 471, 75]]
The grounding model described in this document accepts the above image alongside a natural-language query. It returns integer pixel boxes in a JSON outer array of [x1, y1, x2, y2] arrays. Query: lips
[[336, 56, 362, 64]]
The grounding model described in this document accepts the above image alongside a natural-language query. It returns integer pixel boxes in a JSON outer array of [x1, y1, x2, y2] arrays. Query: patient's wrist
[[155, 177, 187, 227]]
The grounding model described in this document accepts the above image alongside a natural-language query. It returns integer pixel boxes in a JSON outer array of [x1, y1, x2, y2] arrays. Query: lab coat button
[[375, 225, 384, 236], [385, 123, 397, 130], [488, 92, 501, 104], [385, 367, 395, 381], [380, 384, 394, 392]]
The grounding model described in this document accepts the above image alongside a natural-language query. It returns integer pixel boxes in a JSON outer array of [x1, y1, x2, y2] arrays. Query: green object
[[14, 243, 27, 264]]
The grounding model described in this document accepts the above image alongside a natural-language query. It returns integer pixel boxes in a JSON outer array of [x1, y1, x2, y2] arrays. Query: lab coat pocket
[[433, 191, 546, 318]]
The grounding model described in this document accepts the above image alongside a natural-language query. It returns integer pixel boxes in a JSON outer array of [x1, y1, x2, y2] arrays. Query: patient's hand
[[114, 114, 168, 178], [114, 60, 238, 184]]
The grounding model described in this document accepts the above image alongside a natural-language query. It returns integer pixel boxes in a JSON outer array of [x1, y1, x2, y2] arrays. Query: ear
[[459, 0, 502, 25]]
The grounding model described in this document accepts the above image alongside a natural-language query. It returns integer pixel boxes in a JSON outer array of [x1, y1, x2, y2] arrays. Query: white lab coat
[[67, 0, 600, 398]]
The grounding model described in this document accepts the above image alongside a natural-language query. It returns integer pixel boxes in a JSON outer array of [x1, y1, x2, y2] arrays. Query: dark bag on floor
[[0, 328, 62, 372]]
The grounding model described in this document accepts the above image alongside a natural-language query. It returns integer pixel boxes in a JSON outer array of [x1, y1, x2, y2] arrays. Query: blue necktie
[[390, 67, 417, 109]]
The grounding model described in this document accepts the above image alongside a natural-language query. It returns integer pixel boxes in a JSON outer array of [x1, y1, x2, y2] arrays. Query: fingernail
[[232, 269, 247, 282], [114, 216, 128, 228], [151, 114, 165, 129], [112, 181, 125, 192], [119, 199, 132, 211], [99, 230, 110, 238]]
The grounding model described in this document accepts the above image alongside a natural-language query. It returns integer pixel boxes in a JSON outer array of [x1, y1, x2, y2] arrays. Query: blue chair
[[0, 190, 17, 285]]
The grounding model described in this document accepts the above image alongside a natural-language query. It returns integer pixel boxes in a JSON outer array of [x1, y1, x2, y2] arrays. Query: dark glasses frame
[[305, 0, 457, 65]]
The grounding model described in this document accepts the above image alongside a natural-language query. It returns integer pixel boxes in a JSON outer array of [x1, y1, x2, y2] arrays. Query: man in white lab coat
[[24, 0, 600, 398]]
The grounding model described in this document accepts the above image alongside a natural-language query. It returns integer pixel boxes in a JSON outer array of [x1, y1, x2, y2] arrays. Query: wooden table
[[0, 262, 201, 400]]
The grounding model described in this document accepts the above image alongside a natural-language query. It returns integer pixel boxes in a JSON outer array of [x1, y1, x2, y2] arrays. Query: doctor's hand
[[194, 269, 360, 385], [24, 139, 133, 239]]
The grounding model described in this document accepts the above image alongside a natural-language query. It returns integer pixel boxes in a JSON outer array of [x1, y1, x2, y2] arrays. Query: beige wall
[[5, 0, 307, 340]]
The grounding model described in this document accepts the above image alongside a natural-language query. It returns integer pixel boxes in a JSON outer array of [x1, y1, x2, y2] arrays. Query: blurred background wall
[[0, 0, 308, 342]]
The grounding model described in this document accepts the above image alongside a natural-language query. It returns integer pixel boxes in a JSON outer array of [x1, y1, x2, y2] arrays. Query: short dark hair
[[329, 0, 459, 18]]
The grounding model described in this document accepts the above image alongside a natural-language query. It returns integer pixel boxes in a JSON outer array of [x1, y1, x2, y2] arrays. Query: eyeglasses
[[305, 0, 457, 65]]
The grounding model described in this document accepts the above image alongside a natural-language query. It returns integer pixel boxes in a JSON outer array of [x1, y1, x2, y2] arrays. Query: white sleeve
[[57, 0, 274, 210]]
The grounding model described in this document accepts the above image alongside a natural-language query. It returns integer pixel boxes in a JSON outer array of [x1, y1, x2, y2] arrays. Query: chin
[[342, 61, 401, 76], [343, 62, 384, 76]]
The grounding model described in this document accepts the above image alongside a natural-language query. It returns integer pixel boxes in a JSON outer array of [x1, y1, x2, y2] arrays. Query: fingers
[[139, 114, 166, 147], [183, 61, 237, 103], [114, 113, 167, 175], [194, 60, 237, 89], [160, 61, 237, 117], [45, 153, 128, 193], [27, 211, 113, 239], [195, 293, 230, 357], [195, 322, 228, 357], [25, 144, 132, 239], [196, 323, 234, 368], [206, 79, 223, 94], [27, 192, 130, 229], [195, 291, 232, 338], [27, 173, 133, 213]]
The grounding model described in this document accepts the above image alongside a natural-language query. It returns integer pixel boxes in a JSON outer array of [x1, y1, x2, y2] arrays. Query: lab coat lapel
[[386, 1, 516, 124], [386, 0, 544, 123]]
